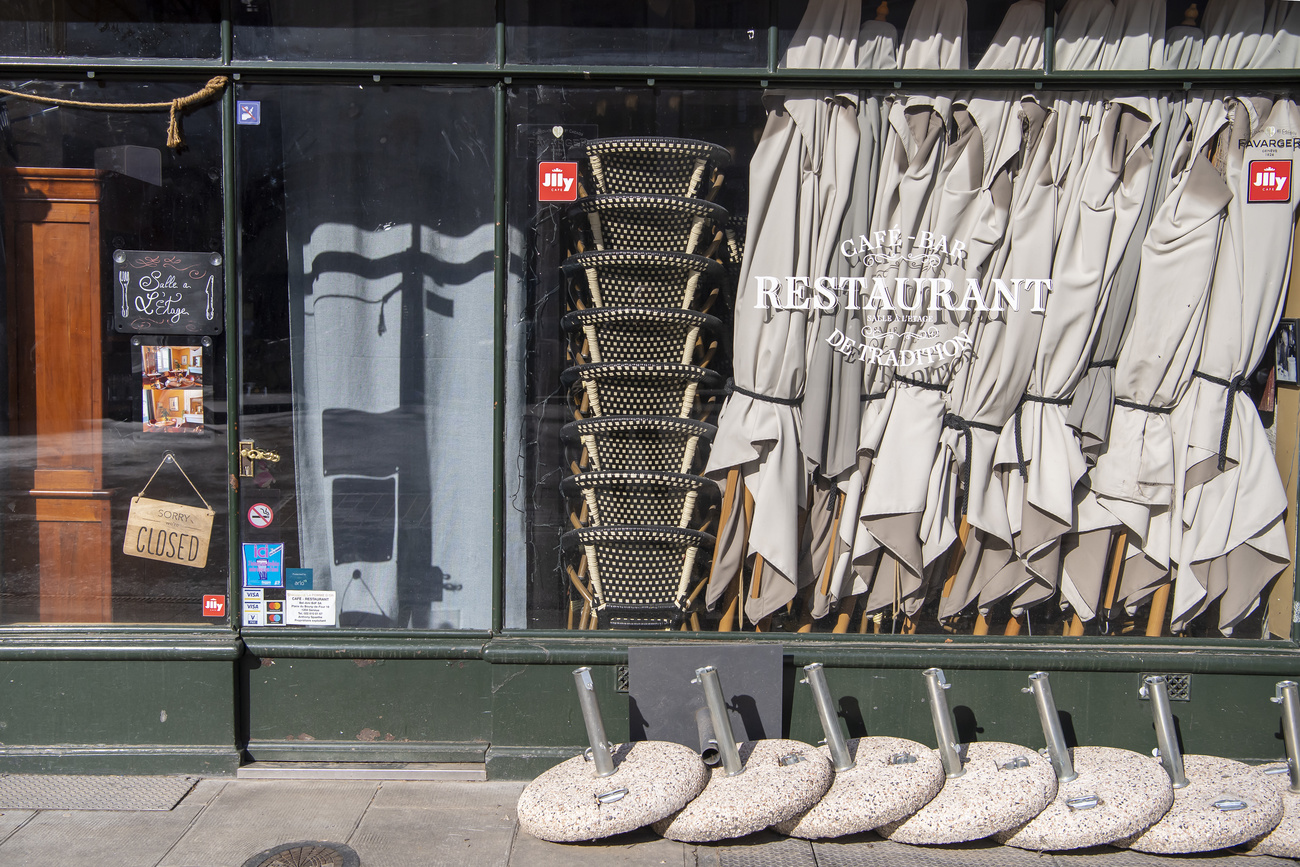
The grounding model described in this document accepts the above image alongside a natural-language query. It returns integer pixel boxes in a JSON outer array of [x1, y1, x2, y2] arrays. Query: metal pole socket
[[1141, 675, 1187, 789], [1271, 681, 1300, 794], [923, 667, 965, 779], [695, 705, 721, 767], [1024, 672, 1077, 783], [573, 667, 616, 778], [694, 665, 744, 776], [802, 663, 854, 772]]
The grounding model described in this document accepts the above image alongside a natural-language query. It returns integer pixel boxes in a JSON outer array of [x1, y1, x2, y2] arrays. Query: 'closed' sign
[[124, 496, 214, 568]]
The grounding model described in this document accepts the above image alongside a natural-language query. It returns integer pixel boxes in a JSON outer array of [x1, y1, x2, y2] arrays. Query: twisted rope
[[724, 377, 802, 406], [1193, 370, 1249, 471], [0, 76, 228, 150], [1013, 393, 1075, 481]]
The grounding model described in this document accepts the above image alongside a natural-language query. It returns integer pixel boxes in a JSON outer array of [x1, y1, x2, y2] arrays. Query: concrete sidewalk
[[0, 777, 1291, 867]]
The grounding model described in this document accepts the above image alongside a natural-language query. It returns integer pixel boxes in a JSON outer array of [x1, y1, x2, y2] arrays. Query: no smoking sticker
[[247, 503, 274, 528]]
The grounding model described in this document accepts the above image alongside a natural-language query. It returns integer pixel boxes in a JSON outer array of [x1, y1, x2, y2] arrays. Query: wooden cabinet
[[4, 167, 111, 622]]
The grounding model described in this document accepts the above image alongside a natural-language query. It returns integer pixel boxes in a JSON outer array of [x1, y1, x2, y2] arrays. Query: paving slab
[[0, 803, 204, 867], [511, 825, 692, 866], [349, 805, 515, 867], [158, 780, 377, 867], [0, 809, 34, 843], [369, 779, 525, 812]]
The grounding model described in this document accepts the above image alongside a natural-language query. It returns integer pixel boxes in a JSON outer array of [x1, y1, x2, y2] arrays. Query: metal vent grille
[[615, 663, 630, 693], [1139, 673, 1191, 701]]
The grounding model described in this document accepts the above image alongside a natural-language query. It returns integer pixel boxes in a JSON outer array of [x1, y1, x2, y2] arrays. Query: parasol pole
[[834, 595, 859, 634], [1146, 584, 1171, 637], [1140, 675, 1188, 789], [1023, 672, 1078, 783], [1099, 529, 1127, 633], [802, 663, 854, 772], [923, 667, 965, 779], [1270, 680, 1300, 794], [693, 665, 744, 776], [941, 515, 970, 600], [573, 667, 616, 777], [715, 470, 749, 631]]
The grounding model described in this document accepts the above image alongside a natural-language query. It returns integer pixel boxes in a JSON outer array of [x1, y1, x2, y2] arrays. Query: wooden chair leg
[[1146, 584, 1171, 637], [833, 595, 858, 634]]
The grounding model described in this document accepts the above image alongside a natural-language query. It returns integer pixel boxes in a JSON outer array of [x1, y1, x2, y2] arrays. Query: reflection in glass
[[506, 0, 767, 67], [233, 0, 493, 63], [0, 81, 225, 624], [237, 84, 495, 630], [0, 0, 220, 58]]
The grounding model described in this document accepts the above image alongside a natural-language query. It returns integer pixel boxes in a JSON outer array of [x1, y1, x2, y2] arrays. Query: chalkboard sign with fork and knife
[[113, 249, 223, 335]]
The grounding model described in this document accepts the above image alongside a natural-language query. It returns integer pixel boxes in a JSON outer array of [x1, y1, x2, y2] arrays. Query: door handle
[[239, 440, 282, 477]]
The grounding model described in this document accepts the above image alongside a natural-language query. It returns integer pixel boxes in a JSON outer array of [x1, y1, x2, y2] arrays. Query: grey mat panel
[[714, 832, 816, 866], [813, 838, 1043, 866], [158, 780, 377, 867], [0, 774, 198, 811], [512, 826, 691, 866], [348, 805, 515, 867], [1053, 847, 1294, 865], [0, 804, 203, 867]]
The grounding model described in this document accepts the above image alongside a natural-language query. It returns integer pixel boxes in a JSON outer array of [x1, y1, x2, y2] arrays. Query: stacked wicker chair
[[559, 137, 732, 631]]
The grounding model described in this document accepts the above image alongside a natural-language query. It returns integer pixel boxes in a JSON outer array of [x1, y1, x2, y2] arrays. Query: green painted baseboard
[[0, 745, 240, 776], [484, 744, 582, 780]]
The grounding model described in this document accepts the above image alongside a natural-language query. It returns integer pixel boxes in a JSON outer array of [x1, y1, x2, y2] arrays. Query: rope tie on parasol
[[859, 390, 890, 402], [895, 375, 946, 393], [0, 76, 229, 149], [1192, 370, 1249, 471], [724, 377, 802, 406], [1012, 394, 1075, 481], [1087, 359, 1118, 369], [942, 412, 1002, 516]]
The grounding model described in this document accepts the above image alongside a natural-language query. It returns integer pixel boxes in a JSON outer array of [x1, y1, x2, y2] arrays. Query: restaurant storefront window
[[509, 0, 1300, 642], [1, 0, 1299, 780]]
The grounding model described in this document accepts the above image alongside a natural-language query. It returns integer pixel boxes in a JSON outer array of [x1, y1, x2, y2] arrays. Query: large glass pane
[[777, 0, 1041, 71], [505, 0, 767, 67], [0, 79, 226, 624], [0, 1, 220, 59], [233, 0, 493, 63], [236, 83, 495, 631], [508, 76, 1300, 640]]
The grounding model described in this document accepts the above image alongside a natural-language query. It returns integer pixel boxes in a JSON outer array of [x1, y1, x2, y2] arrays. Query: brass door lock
[[239, 440, 282, 477]]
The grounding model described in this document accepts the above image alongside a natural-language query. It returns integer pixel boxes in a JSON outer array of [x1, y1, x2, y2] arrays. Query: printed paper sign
[[202, 595, 226, 617], [538, 161, 578, 202], [1250, 160, 1292, 202], [242, 542, 284, 587], [286, 591, 338, 626]]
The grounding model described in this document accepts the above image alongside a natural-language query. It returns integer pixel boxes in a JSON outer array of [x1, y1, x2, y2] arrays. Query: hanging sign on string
[[123, 453, 215, 568]]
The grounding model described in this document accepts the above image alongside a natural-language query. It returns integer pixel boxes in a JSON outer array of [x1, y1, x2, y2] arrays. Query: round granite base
[[772, 736, 944, 840], [996, 746, 1173, 851], [1241, 763, 1300, 858], [876, 742, 1056, 845], [518, 741, 708, 843], [652, 739, 833, 843], [1116, 754, 1284, 854]]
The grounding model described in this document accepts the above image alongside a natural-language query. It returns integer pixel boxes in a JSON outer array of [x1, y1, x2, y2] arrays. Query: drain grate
[[1139, 673, 1191, 701], [241, 841, 359, 867]]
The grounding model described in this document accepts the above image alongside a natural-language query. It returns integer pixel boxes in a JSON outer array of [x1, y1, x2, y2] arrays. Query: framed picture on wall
[[1277, 320, 1298, 385]]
